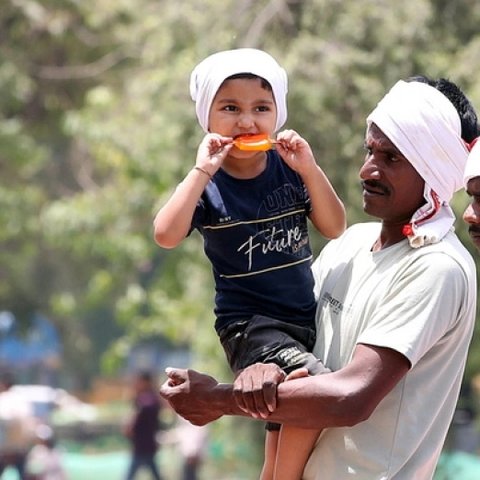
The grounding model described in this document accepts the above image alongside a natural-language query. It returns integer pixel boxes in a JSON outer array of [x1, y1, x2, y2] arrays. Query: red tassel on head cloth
[[465, 137, 479, 152]]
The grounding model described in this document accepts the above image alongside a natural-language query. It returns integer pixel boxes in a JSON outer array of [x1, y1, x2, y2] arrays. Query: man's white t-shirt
[[304, 223, 476, 480]]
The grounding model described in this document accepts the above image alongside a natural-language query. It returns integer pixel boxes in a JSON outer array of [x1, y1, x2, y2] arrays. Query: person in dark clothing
[[124, 371, 162, 480]]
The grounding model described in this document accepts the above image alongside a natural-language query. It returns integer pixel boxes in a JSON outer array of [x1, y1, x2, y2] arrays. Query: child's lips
[[233, 133, 256, 139]]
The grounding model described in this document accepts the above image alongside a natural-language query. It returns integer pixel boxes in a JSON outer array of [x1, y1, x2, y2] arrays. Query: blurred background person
[[0, 371, 37, 480], [123, 371, 163, 480], [176, 416, 208, 480], [25, 424, 67, 480]]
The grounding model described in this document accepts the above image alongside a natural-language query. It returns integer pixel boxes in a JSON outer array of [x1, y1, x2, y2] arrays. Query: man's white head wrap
[[189, 48, 288, 133], [464, 139, 480, 187], [367, 80, 469, 248]]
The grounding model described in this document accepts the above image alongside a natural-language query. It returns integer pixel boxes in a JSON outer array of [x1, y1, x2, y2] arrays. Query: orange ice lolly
[[233, 133, 277, 151]]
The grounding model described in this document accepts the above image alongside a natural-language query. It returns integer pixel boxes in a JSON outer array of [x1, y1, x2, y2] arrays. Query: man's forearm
[[207, 379, 332, 429], [162, 369, 345, 429], [264, 376, 339, 429], [162, 344, 409, 430], [232, 345, 410, 429]]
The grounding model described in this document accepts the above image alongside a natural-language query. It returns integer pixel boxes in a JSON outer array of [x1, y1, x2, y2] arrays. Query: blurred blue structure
[[0, 311, 62, 386], [126, 338, 191, 377]]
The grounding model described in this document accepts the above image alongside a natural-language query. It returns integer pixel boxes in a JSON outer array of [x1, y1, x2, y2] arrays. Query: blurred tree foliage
[[2, 0, 480, 388]]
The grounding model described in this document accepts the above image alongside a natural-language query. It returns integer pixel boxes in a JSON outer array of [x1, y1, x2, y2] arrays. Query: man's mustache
[[361, 180, 389, 195], [468, 225, 480, 235]]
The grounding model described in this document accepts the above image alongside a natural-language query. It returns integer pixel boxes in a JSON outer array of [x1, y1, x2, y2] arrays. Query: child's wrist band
[[194, 166, 213, 179]]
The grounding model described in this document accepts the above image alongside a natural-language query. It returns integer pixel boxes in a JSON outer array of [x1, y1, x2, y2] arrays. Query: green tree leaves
[[3, 0, 480, 386]]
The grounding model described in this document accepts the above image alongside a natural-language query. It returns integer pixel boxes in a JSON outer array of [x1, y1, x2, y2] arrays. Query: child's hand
[[275, 129, 317, 176], [285, 367, 309, 381], [195, 133, 233, 176]]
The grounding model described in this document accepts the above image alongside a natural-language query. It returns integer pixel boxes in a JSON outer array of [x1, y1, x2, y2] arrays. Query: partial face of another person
[[360, 123, 425, 224], [208, 77, 277, 158], [463, 176, 480, 249]]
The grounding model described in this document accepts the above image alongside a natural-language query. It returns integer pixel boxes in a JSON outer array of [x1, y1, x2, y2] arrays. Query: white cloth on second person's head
[[464, 140, 480, 187], [189, 48, 288, 133], [367, 80, 469, 248]]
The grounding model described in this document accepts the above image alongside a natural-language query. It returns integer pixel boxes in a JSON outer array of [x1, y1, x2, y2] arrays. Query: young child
[[154, 48, 346, 480]]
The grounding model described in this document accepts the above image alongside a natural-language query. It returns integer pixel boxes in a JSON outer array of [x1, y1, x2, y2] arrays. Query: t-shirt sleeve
[[189, 197, 207, 235], [357, 252, 469, 367]]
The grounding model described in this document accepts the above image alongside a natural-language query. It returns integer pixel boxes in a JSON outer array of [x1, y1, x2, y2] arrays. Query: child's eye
[[256, 105, 271, 112], [223, 105, 238, 112]]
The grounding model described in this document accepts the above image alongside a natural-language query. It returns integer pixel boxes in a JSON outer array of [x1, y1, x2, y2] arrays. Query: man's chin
[[362, 201, 381, 219]]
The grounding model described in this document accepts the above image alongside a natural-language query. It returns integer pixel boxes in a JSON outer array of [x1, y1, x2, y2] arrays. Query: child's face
[[208, 78, 277, 141]]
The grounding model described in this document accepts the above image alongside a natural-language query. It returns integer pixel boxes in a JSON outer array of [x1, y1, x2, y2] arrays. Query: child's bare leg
[[260, 429, 279, 480], [273, 426, 321, 480]]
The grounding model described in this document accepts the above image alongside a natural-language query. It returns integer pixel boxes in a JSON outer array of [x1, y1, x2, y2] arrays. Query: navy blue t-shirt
[[191, 150, 317, 332]]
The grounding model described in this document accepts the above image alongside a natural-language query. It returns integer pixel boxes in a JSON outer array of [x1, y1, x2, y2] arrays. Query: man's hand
[[160, 368, 224, 426], [233, 363, 286, 419]]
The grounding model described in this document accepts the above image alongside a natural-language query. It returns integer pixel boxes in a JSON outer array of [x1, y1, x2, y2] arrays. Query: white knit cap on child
[[189, 48, 288, 133]]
